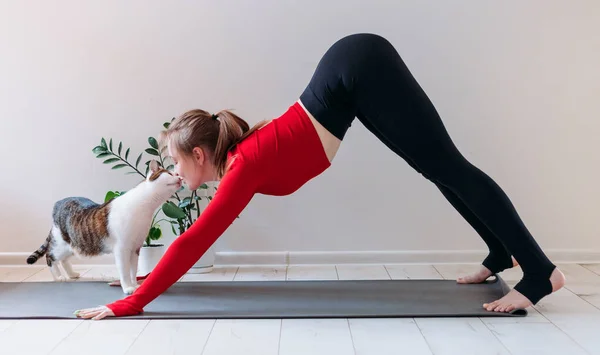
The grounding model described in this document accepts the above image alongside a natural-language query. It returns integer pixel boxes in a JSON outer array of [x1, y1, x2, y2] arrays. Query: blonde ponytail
[[161, 108, 267, 178]]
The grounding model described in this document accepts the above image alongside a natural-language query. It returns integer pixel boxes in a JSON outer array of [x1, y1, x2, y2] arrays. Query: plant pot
[[138, 244, 166, 276], [187, 244, 215, 274]]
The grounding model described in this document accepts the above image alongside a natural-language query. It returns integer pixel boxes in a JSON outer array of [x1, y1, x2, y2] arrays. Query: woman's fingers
[[74, 306, 115, 320]]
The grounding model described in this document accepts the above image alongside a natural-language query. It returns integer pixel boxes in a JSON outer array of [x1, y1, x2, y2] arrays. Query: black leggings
[[300, 33, 556, 305]]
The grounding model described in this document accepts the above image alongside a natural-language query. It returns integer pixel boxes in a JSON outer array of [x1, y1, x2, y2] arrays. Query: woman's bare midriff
[[257, 100, 341, 163], [297, 100, 341, 163]]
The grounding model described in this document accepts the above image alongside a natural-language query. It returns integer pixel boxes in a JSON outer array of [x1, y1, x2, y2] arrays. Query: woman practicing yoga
[[75, 33, 565, 320]]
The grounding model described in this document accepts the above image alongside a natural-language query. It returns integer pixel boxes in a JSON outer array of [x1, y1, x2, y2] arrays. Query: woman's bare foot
[[457, 256, 519, 284], [483, 267, 566, 313]]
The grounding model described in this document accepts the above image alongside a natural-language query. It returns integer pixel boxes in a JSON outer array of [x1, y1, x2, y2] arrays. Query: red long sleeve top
[[106, 102, 331, 316]]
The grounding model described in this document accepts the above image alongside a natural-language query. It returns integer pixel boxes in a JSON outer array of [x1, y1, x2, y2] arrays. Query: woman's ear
[[191, 147, 205, 165]]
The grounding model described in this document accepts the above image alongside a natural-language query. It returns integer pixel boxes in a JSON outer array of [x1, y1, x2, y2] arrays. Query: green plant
[[92, 120, 217, 246]]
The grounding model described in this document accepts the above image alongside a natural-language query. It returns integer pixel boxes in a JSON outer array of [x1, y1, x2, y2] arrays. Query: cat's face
[[147, 160, 183, 196]]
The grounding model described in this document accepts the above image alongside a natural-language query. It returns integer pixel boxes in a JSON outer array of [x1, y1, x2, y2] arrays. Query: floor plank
[[180, 266, 238, 282], [556, 263, 600, 309], [336, 264, 391, 280], [201, 319, 281, 355], [581, 263, 600, 276], [50, 319, 149, 355], [279, 319, 355, 355], [487, 322, 589, 355], [233, 266, 287, 281], [23, 265, 90, 282], [77, 265, 119, 281], [0, 320, 82, 355], [0, 320, 16, 332], [286, 265, 338, 280], [348, 318, 433, 355], [125, 320, 215, 355], [532, 287, 600, 354], [415, 318, 511, 355], [0, 266, 46, 282], [384, 264, 443, 279]]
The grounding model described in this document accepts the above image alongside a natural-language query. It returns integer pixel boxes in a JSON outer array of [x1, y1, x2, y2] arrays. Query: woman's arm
[[77, 159, 257, 318]]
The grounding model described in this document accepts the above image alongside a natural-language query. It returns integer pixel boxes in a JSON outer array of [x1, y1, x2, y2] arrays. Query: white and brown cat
[[26, 160, 182, 294]]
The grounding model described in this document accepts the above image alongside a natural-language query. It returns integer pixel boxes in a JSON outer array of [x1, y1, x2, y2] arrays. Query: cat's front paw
[[68, 272, 80, 279], [123, 286, 138, 295]]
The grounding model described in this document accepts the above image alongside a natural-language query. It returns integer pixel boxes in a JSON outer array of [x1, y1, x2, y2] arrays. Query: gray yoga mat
[[0, 275, 526, 319]]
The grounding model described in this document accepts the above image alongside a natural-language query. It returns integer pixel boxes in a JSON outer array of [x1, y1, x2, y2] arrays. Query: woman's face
[[168, 144, 207, 190]]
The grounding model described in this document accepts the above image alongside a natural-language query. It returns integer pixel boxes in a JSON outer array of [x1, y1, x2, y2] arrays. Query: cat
[[26, 160, 183, 294]]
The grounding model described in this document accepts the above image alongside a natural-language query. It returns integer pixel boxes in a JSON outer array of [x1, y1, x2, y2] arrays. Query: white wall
[[1, 1, 598, 263]]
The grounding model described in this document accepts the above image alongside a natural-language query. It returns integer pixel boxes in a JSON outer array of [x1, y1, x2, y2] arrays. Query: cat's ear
[[149, 160, 160, 173]]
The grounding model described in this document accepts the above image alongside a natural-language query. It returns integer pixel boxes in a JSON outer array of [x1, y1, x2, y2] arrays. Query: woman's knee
[[418, 155, 475, 185]]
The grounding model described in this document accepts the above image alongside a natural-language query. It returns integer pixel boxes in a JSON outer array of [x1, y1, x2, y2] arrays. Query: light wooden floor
[[1, 262, 600, 355]]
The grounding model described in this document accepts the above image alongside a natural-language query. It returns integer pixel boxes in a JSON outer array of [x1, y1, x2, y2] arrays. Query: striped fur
[[26, 230, 53, 265], [27, 160, 183, 294]]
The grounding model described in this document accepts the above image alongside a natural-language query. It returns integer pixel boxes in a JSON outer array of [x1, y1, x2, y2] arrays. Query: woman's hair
[[159, 108, 267, 178]]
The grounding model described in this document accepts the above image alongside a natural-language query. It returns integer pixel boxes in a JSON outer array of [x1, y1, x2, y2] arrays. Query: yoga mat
[[0, 275, 526, 319]]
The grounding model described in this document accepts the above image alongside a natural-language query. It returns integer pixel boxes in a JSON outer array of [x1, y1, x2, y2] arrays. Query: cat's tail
[[26, 230, 52, 264]]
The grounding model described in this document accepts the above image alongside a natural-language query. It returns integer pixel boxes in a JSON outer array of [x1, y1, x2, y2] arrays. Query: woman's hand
[[74, 305, 115, 320]]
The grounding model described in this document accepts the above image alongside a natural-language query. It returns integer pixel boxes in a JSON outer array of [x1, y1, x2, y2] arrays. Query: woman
[[75, 33, 565, 320]]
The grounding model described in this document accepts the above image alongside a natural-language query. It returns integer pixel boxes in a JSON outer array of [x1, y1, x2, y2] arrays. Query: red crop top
[[106, 102, 331, 316]]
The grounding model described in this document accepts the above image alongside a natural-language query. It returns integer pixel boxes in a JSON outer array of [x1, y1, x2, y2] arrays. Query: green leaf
[[171, 223, 177, 235], [125, 147, 130, 160], [135, 153, 143, 169], [166, 164, 174, 171], [162, 201, 187, 219], [104, 191, 115, 202], [103, 158, 120, 164], [118, 141, 122, 155], [148, 226, 162, 241], [207, 196, 213, 201], [112, 164, 128, 170], [179, 197, 192, 209], [148, 137, 158, 149], [96, 152, 112, 158], [101, 138, 107, 149], [199, 183, 209, 189], [163, 122, 170, 129], [145, 165, 150, 176], [109, 138, 113, 151], [92, 146, 106, 154], [145, 148, 159, 156], [104, 190, 122, 203], [126, 171, 138, 175]]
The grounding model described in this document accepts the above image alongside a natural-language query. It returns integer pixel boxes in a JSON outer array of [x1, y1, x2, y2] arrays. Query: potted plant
[[92, 119, 224, 274]]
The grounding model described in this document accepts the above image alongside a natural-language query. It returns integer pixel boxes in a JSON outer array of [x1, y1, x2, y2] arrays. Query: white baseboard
[[0, 249, 600, 266], [0, 252, 115, 266], [215, 249, 600, 266], [4, 249, 596, 267]]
